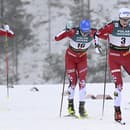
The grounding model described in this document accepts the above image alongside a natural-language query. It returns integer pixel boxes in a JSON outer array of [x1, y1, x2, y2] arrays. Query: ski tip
[[64, 114, 79, 119], [64, 114, 89, 119], [122, 122, 126, 125], [116, 120, 126, 125]]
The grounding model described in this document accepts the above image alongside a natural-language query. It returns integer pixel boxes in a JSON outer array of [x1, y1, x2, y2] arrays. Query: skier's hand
[[66, 21, 73, 31], [95, 44, 101, 48], [94, 35, 103, 54], [3, 24, 10, 31], [3, 24, 14, 35], [95, 44, 103, 54]]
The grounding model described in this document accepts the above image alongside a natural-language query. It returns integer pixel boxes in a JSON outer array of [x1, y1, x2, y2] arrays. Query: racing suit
[[55, 27, 96, 101], [97, 20, 130, 110]]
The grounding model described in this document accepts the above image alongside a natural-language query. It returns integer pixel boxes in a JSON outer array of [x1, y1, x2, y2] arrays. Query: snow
[[0, 83, 130, 130]]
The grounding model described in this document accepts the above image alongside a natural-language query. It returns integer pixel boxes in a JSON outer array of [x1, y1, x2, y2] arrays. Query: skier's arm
[[55, 29, 76, 41], [0, 24, 14, 37], [4, 24, 15, 37], [97, 22, 114, 40], [55, 30, 68, 41], [94, 22, 114, 54]]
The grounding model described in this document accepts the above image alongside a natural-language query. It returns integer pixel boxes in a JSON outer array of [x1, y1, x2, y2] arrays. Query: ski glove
[[95, 44, 103, 54], [3, 24, 14, 35], [94, 35, 103, 54], [3, 24, 10, 31], [66, 21, 74, 31]]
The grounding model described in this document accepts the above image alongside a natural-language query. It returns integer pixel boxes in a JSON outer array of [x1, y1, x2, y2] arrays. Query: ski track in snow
[[0, 83, 130, 130]]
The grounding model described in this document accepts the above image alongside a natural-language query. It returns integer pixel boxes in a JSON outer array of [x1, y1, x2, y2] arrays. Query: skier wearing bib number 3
[[96, 8, 130, 122], [55, 20, 98, 118]]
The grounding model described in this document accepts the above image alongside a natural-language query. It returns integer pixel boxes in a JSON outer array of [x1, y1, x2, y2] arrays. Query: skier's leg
[[114, 87, 122, 121], [77, 55, 88, 117], [113, 57, 130, 121], [65, 50, 77, 115], [67, 72, 77, 115], [109, 56, 123, 121]]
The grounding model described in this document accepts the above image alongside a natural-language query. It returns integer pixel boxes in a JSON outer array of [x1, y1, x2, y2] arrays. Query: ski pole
[[1, 0, 9, 97], [11, 38, 16, 86], [59, 69, 66, 117], [5, 30, 9, 97], [102, 40, 108, 118]]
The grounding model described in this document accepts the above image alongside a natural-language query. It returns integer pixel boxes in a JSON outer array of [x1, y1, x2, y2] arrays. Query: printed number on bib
[[78, 43, 85, 48], [121, 37, 126, 45]]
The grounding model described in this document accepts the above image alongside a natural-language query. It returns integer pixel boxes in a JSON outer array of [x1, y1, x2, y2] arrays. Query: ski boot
[[114, 106, 122, 121], [79, 101, 88, 118], [68, 99, 75, 115]]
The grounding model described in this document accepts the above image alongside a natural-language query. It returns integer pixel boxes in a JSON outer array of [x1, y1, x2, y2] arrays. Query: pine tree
[[0, 0, 34, 84]]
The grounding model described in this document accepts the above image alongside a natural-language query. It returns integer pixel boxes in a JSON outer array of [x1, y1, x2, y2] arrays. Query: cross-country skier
[[0, 24, 14, 37], [96, 8, 130, 122], [55, 19, 98, 118]]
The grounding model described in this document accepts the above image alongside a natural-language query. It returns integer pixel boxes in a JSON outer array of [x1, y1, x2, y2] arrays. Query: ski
[[115, 120, 126, 125], [64, 114, 89, 119], [64, 114, 79, 119]]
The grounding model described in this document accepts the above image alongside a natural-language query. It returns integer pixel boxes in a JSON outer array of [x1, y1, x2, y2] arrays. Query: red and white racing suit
[[97, 20, 130, 107], [55, 27, 96, 101], [98, 20, 130, 90]]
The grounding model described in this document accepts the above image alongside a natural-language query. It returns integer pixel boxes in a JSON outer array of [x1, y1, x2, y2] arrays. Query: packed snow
[[0, 83, 130, 130]]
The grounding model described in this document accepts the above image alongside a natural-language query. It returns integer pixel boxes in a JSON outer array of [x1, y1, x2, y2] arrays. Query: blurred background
[[0, 0, 130, 85]]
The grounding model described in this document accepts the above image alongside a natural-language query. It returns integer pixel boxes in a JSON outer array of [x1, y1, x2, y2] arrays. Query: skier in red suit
[[55, 20, 97, 118], [97, 8, 130, 122]]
